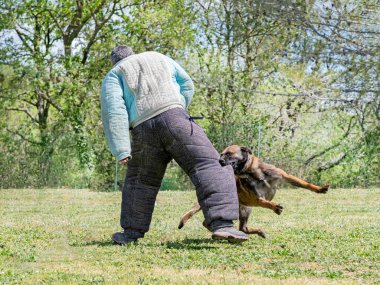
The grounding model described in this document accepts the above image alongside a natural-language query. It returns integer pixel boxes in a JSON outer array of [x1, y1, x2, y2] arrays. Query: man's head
[[110, 45, 134, 66]]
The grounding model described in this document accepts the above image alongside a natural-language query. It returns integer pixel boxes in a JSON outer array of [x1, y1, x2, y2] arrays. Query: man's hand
[[119, 157, 130, 165]]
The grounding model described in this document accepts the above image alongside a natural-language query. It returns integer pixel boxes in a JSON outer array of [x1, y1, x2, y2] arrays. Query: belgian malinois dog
[[178, 145, 330, 238]]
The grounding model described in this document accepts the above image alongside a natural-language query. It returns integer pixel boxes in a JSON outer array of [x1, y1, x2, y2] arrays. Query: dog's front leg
[[241, 176, 283, 215], [255, 197, 284, 215], [239, 205, 266, 238]]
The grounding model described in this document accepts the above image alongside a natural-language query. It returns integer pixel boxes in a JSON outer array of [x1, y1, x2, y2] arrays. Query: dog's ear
[[241, 146, 252, 154]]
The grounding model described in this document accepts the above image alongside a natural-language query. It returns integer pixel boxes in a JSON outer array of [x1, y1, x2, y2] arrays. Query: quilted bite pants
[[120, 107, 239, 237]]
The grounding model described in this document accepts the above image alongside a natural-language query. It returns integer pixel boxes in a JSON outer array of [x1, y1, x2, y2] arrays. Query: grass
[[0, 187, 379, 284]]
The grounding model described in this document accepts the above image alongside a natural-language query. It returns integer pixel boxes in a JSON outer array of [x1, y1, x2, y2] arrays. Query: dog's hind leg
[[178, 203, 201, 229], [239, 205, 266, 238], [277, 169, 330, 193]]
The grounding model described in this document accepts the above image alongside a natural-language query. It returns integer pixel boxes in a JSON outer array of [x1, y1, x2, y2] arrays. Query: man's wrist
[[119, 156, 130, 165]]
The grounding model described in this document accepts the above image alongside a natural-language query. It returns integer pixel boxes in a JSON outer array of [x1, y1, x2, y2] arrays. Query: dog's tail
[[178, 203, 201, 229]]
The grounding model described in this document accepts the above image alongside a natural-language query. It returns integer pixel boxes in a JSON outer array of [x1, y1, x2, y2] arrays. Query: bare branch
[[36, 91, 63, 113], [81, 0, 118, 65], [317, 153, 347, 172], [304, 22, 377, 56], [15, 29, 34, 54], [63, 0, 91, 56], [5, 107, 39, 124], [375, 100, 380, 121], [5, 128, 41, 145], [305, 117, 354, 165], [47, 9, 65, 36], [0, 93, 37, 106]]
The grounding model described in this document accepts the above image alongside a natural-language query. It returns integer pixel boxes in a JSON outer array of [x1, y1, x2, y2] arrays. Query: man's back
[[101, 51, 194, 160], [117, 52, 186, 123]]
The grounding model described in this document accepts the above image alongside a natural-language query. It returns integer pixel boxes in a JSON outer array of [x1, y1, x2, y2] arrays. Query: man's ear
[[241, 146, 252, 154]]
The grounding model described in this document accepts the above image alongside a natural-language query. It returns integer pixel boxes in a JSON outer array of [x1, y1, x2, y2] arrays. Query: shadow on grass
[[73, 238, 243, 249], [71, 240, 115, 247], [164, 238, 238, 250]]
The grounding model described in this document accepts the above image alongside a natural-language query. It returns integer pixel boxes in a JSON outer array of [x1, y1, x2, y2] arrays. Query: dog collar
[[241, 156, 252, 173]]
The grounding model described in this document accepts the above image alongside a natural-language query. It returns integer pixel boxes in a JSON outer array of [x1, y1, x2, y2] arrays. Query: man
[[101, 45, 248, 244]]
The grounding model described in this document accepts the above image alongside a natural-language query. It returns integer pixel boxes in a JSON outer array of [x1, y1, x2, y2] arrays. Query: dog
[[178, 145, 330, 238]]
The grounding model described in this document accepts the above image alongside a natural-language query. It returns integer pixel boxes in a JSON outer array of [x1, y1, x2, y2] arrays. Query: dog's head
[[219, 145, 252, 174]]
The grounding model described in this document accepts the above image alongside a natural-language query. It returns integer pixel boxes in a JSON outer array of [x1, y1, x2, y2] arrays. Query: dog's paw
[[274, 204, 284, 215], [178, 221, 184, 229], [241, 227, 267, 239], [257, 230, 266, 239], [317, 184, 330, 194]]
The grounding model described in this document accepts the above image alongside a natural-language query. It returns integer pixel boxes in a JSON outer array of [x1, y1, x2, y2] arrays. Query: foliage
[[187, 0, 379, 187], [0, 0, 195, 189], [0, 0, 378, 189]]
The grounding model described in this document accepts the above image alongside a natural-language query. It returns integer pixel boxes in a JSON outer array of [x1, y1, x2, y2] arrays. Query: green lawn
[[0, 187, 379, 284]]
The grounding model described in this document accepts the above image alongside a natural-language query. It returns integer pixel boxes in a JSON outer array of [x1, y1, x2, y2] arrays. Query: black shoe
[[212, 227, 248, 243], [111, 232, 138, 245]]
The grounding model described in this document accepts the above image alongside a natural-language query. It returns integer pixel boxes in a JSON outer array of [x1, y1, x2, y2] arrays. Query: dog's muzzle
[[219, 157, 239, 170], [219, 158, 227, 166]]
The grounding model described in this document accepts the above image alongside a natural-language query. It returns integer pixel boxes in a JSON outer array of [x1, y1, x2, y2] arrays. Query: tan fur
[[178, 145, 330, 238]]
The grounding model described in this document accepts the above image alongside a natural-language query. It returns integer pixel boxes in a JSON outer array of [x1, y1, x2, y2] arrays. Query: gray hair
[[110, 45, 134, 66]]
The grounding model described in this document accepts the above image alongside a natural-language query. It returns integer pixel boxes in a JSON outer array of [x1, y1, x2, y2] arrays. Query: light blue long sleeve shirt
[[101, 51, 194, 161]]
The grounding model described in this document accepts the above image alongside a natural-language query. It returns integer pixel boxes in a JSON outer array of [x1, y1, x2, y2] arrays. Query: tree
[[0, 0, 195, 188], [0, 0, 378, 188]]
